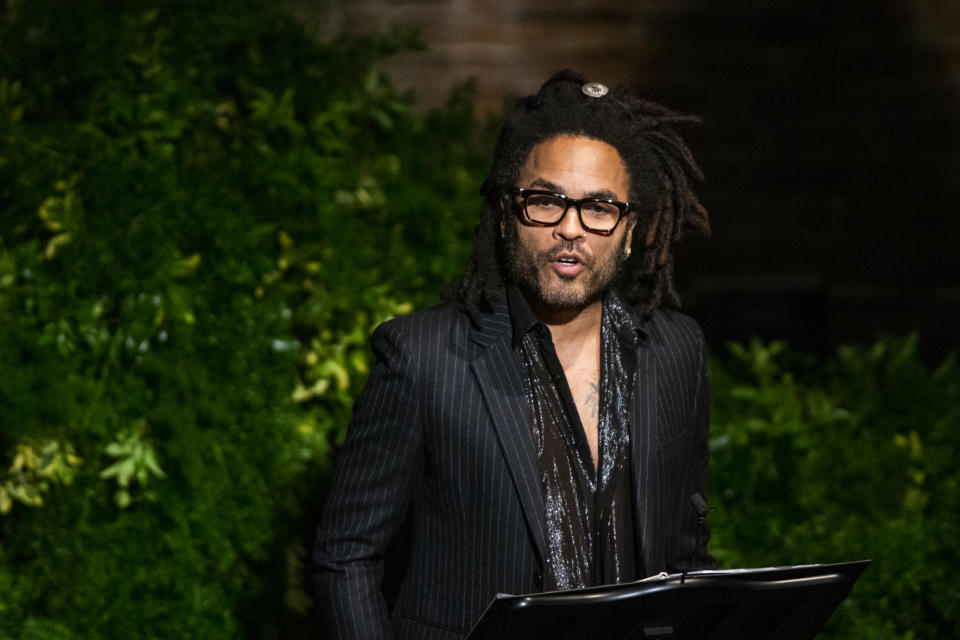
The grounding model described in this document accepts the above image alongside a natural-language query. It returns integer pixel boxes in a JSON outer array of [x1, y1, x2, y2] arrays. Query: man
[[313, 70, 714, 640]]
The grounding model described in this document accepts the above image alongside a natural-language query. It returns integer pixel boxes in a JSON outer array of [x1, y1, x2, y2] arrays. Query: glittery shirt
[[507, 286, 639, 591]]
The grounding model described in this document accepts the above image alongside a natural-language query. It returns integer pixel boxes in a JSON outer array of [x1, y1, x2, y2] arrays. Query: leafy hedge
[[1, 1, 958, 639], [0, 1, 487, 638], [708, 337, 960, 639]]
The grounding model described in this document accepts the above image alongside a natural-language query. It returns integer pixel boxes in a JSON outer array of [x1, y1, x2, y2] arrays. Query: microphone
[[691, 493, 709, 525], [680, 493, 710, 584]]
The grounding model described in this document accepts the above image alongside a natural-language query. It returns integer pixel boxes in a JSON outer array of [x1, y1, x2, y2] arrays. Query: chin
[[536, 280, 597, 310]]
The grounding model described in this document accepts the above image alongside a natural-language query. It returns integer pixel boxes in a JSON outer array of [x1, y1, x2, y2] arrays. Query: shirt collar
[[506, 284, 542, 348], [604, 289, 647, 348]]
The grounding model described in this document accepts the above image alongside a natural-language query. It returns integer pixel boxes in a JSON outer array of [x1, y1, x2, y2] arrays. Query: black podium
[[467, 560, 869, 640]]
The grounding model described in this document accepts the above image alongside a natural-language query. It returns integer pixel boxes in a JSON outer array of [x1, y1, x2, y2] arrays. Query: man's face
[[504, 135, 635, 313]]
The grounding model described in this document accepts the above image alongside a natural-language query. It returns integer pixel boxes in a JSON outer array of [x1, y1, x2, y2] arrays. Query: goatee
[[503, 223, 630, 311]]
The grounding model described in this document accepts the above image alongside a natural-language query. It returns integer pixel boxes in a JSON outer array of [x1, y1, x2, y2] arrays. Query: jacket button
[[534, 571, 543, 589]]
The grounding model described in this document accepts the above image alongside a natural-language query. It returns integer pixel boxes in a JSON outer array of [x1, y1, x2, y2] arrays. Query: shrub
[[0, 1, 487, 637], [708, 336, 960, 639]]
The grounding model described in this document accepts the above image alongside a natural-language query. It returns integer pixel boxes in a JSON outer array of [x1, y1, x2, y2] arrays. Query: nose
[[554, 204, 586, 241]]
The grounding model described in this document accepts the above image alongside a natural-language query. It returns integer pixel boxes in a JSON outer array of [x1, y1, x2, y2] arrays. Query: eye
[[526, 194, 564, 211], [582, 201, 618, 217]]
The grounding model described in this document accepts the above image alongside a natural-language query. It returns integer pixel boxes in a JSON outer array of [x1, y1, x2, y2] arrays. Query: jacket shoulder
[[374, 301, 470, 341], [645, 308, 704, 339], [370, 301, 481, 363], [639, 308, 706, 364]]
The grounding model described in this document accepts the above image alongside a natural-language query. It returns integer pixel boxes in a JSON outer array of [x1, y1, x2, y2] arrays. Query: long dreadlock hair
[[456, 69, 710, 325]]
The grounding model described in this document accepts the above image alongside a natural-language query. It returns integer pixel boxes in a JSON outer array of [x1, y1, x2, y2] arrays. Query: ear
[[624, 212, 639, 249]]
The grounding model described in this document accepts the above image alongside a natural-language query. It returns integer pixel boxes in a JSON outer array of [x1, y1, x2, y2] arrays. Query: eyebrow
[[525, 178, 623, 201]]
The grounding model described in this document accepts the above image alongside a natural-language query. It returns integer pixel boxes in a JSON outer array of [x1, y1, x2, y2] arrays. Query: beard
[[504, 223, 630, 311]]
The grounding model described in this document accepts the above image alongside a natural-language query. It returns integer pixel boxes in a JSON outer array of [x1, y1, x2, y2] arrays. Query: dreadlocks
[[456, 69, 710, 325]]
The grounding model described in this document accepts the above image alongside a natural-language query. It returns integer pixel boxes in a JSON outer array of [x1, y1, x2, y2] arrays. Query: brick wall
[[287, 0, 680, 112], [289, 0, 960, 356]]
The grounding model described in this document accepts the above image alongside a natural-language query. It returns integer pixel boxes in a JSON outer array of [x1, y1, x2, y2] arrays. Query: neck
[[530, 298, 603, 346]]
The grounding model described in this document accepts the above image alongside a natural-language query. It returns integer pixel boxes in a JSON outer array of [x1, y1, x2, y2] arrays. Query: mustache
[[540, 240, 590, 264]]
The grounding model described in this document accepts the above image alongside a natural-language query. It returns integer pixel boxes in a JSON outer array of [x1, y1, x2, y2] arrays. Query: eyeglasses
[[509, 188, 631, 234]]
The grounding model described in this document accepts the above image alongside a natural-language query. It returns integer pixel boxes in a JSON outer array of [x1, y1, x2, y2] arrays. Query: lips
[[549, 250, 587, 276]]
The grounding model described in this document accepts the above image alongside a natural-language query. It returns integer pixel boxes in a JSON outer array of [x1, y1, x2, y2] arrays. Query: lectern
[[467, 560, 869, 640]]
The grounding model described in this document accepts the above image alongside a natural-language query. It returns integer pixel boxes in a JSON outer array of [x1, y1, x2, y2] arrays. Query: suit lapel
[[468, 306, 547, 565]]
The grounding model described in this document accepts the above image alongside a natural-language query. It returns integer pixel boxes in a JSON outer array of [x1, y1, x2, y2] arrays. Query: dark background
[[288, 0, 960, 360]]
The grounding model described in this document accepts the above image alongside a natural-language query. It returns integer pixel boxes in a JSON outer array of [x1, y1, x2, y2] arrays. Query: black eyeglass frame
[[508, 188, 632, 235]]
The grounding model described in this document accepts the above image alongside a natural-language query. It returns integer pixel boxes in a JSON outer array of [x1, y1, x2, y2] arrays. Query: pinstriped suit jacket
[[313, 298, 713, 640]]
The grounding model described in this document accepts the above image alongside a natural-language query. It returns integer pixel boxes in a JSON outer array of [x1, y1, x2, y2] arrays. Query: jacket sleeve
[[688, 335, 716, 570], [313, 320, 424, 640], [667, 325, 716, 573]]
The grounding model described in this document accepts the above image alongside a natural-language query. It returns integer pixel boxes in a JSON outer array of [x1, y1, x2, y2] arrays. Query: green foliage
[[709, 336, 960, 639], [0, 0, 487, 638], [0, 439, 81, 514]]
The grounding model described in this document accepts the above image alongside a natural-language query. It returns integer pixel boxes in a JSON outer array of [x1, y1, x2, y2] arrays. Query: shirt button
[[534, 571, 543, 589]]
